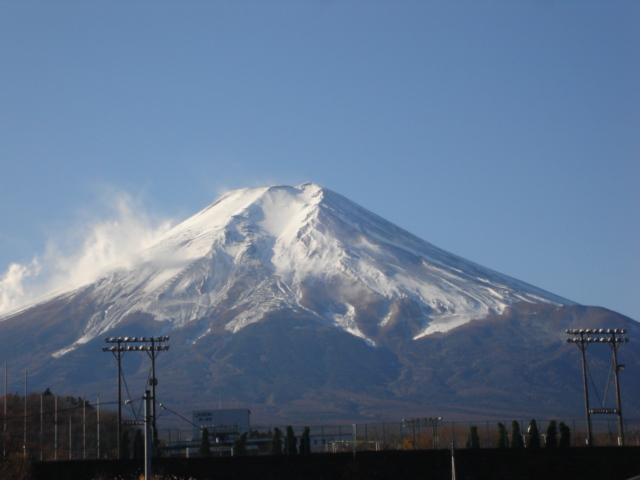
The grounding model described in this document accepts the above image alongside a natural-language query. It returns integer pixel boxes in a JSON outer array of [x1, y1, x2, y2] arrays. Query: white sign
[[192, 410, 215, 427]]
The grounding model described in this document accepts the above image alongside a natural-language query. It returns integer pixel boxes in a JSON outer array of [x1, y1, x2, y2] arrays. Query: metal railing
[[156, 417, 640, 456]]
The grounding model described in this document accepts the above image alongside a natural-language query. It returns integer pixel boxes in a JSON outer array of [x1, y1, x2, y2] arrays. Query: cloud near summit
[[0, 193, 173, 317]]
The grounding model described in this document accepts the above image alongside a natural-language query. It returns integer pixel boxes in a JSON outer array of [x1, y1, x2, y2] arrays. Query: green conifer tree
[[465, 426, 480, 448], [299, 427, 311, 454], [153, 427, 161, 457], [496, 422, 508, 448], [270, 427, 283, 455], [133, 429, 144, 459], [121, 430, 131, 459], [511, 421, 524, 448], [233, 432, 248, 456], [199, 427, 212, 457], [285, 426, 298, 454], [545, 420, 558, 448], [558, 422, 571, 447], [527, 419, 540, 448]]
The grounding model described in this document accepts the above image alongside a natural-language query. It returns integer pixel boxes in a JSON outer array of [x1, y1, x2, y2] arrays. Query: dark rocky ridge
[[0, 297, 637, 424]]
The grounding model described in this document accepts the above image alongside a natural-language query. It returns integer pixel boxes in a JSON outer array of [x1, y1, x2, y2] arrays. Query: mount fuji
[[45, 183, 571, 354], [0, 183, 638, 422]]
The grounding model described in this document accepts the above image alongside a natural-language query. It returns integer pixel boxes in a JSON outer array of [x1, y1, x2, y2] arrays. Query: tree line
[[0, 390, 119, 460], [198, 425, 312, 457], [466, 420, 571, 448]]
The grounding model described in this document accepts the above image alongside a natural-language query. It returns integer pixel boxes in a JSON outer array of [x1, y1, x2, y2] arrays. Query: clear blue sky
[[1, 1, 638, 320]]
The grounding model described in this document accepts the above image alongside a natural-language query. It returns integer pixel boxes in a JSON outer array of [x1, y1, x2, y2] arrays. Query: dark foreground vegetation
[[2, 391, 639, 479], [0, 446, 635, 480]]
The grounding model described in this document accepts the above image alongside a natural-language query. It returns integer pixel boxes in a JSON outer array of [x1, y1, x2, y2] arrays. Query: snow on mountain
[[10, 183, 574, 357]]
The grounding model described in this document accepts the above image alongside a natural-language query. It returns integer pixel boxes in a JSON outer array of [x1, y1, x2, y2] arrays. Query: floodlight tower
[[566, 329, 593, 446], [606, 329, 628, 445], [402, 417, 442, 450], [102, 337, 125, 457], [402, 418, 419, 450], [146, 336, 171, 437], [426, 417, 443, 449], [566, 328, 628, 446], [103, 336, 170, 458]]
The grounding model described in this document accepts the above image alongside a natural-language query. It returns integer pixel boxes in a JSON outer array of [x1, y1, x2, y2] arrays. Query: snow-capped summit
[[3, 183, 639, 423], [43, 183, 572, 356]]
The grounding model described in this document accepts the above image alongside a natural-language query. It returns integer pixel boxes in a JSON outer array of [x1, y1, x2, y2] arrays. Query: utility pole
[[566, 330, 593, 446], [83, 394, 86, 459], [40, 395, 43, 461], [609, 330, 627, 445], [4, 362, 7, 460], [147, 337, 164, 451], [144, 390, 152, 480], [97, 394, 100, 459], [429, 417, 443, 449], [102, 337, 125, 458], [451, 441, 456, 480], [23, 370, 27, 458], [54, 395, 58, 461]]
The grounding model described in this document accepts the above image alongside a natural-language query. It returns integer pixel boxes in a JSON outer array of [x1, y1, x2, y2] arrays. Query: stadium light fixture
[[402, 417, 443, 450], [566, 328, 628, 446], [102, 335, 170, 458]]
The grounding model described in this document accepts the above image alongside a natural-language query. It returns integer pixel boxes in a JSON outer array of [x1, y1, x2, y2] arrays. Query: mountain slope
[[6, 183, 573, 358], [0, 183, 636, 423]]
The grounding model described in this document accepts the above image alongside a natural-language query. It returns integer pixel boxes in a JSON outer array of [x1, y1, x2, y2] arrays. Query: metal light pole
[[566, 330, 593, 446], [97, 394, 100, 459], [118, 344, 122, 458], [402, 419, 418, 449], [451, 441, 456, 480], [23, 370, 27, 458], [428, 417, 443, 449], [147, 336, 167, 451], [608, 329, 627, 445], [83, 394, 86, 459], [102, 337, 124, 458], [144, 390, 152, 480], [40, 395, 43, 461], [54, 395, 58, 461], [3, 362, 6, 460]]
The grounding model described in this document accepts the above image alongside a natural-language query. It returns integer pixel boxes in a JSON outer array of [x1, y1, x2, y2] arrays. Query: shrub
[[0, 454, 32, 480]]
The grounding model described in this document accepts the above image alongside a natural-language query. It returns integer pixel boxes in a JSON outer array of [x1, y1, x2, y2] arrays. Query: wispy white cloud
[[0, 191, 174, 317], [0, 259, 42, 316]]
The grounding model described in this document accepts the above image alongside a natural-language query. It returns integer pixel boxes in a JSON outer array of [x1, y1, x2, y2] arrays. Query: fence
[[157, 417, 640, 456], [1, 394, 119, 461], [3, 397, 640, 461]]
